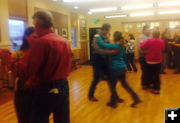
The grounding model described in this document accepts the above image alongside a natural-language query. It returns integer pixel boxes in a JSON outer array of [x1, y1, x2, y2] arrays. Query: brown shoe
[[88, 97, 98, 102], [107, 102, 118, 108], [151, 90, 160, 95], [116, 98, 124, 103], [131, 100, 142, 108]]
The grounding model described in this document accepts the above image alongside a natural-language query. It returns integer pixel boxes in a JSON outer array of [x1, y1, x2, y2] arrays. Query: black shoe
[[174, 71, 180, 74], [142, 86, 149, 90], [160, 71, 166, 74], [116, 98, 124, 103], [131, 100, 142, 108], [107, 102, 118, 108], [88, 96, 98, 102], [134, 70, 138, 72]]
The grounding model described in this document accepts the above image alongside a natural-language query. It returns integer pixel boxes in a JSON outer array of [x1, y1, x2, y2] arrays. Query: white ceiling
[[51, 0, 180, 18]]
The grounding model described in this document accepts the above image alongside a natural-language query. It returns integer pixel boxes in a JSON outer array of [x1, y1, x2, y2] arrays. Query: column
[[0, 0, 11, 49]]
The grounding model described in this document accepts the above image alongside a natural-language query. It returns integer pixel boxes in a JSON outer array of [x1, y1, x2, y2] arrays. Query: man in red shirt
[[1, 10, 71, 123]]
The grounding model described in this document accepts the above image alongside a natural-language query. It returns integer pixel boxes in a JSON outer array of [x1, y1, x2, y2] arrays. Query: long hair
[[129, 34, 135, 40], [113, 31, 125, 50], [20, 27, 35, 51]]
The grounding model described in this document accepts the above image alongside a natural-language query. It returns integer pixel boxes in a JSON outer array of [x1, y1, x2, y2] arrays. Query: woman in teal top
[[96, 31, 141, 108]]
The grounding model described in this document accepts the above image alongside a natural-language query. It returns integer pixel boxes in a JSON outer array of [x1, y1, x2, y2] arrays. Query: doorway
[[89, 27, 101, 61]]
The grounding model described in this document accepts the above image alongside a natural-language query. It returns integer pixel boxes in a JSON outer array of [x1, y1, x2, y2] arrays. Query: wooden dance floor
[[0, 65, 180, 123]]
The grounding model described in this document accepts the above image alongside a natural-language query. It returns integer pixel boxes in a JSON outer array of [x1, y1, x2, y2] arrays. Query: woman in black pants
[[14, 27, 34, 123], [126, 34, 137, 72], [140, 30, 164, 94]]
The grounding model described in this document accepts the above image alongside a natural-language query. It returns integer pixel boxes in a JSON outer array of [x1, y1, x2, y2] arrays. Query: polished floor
[[0, 65, 180, 123]]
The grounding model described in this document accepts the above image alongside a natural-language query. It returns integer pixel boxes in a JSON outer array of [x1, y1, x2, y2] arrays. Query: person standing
[[126, 34, 137, 72], [161, 28, 172, 74], [140, 30, 165, 94], [138, 25, 152, 90], [96, 31, 141, 108], [88, 23, 113, 102], [172, 29, 180, 74], [13, 27, 35, 123], [0, 10, 72, 123]]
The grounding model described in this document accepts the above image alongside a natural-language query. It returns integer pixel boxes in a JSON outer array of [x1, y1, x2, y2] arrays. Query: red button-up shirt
[[10, 28, 72, 87]]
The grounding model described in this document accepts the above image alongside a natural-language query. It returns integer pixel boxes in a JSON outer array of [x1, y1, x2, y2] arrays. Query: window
[[8, 19, 26, 51], [150, 22, 160, 29], [137, 23, 146, 32], [124, 24, 133, 32], [71, 28, 78, 47], [169, 21, 179, 29]]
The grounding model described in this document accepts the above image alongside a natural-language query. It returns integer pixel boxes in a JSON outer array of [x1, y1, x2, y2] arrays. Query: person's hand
[[107, 49, 118, 54], [139, 39, 144, 43], [11, 52, 18, 59]]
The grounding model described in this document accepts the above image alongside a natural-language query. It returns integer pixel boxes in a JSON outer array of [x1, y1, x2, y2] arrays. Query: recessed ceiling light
[[130, 12, 154, 17], [90, 7, 118, 13], [121, 4, 153, 10], [88, 11, 92, 15], [74, 6, 79, 9], [105, 15, 127, 19], [53, 0, 58, 2], [170, 25, 176, 29], [63, 0, 79, 2]]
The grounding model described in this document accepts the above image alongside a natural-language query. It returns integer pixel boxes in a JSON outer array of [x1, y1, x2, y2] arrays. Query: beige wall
[[8, 0, 27, 19], [0, 0, 11, 49]]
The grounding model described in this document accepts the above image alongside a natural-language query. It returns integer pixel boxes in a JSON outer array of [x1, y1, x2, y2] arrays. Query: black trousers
[[14, 79, 33, 123], [89, 54, 112, 98], [125, 53, 137, 71], [174, 50, 180, 72], [139, 57, 149, 88], [15, 79, 70, 123], [110, 69, 140, 103], [146, 63, 161, 91]]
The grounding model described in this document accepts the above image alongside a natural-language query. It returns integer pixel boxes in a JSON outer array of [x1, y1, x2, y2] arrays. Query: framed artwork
[[62, 28, 68, 38], [53, 27, 59, 35], [80, 19, 86, 28]]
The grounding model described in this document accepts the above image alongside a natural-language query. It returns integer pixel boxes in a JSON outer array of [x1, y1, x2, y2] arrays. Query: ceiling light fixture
[[130, 12, 154, 17], [63, 0, 79, 2], [158, 10, 180, 14], [53, 0, 58, 2], [88, 11, 92, 15], [121, 4, 153, 10], [90, 7, 118, 13], [74, 6, 79, 9], [170, 25, 176, 29], [105, 15, 127, 18], [158, 1, 180, 7]]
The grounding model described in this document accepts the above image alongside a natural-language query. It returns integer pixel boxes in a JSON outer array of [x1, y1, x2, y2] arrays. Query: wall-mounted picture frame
[[80, 19, 86, 28], [62, 28, 68, 38], [80, 28, 87, 40], [53, 27, 59, 35]]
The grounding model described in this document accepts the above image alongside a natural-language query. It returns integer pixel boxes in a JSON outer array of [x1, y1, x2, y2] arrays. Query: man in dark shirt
[[88, 23, 121, 108]]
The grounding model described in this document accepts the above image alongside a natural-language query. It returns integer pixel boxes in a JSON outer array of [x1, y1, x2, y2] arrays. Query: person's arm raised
[[95, 35, 120, 50]]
